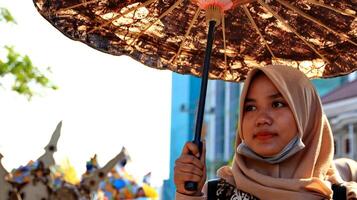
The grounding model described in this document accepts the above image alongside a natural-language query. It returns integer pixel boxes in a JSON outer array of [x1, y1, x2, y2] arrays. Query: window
[[345, 138, 350, 154]]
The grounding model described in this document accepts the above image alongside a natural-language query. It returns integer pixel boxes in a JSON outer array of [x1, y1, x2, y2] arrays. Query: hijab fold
[[217, 65, 342, 200]]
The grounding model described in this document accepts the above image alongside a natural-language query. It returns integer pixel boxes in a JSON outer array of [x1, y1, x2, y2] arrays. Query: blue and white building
[[162, 73, 200, 200]]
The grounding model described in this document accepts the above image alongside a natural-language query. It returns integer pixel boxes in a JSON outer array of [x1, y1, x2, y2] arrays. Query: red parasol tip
[[197, 0, 233, 11]]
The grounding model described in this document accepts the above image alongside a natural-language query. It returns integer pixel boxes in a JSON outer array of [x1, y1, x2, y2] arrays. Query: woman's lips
[[254, 132, 276, 140]]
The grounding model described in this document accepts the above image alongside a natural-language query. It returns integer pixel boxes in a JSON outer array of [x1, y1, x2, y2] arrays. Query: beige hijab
[[334, 158, 357, 182], [218, 65, 342, 200]]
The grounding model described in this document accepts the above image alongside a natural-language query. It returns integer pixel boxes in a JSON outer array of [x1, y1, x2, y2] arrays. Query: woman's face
[[242, 74, 298, 157]]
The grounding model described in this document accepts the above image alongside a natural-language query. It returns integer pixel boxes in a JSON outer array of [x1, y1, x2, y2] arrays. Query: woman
[[174, 65, 357, 199]]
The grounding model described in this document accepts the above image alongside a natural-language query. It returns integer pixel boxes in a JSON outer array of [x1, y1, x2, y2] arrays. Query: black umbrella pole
[[185, 20, 216, 192]]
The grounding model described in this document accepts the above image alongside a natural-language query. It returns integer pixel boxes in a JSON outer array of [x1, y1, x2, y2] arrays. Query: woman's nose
[[255, 110, 273, 126]]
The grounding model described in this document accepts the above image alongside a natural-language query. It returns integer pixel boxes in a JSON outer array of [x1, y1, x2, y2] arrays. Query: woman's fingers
[[174, 168, 205, 195], [344, 181, 357, 200], [174, 169, 204, 182], [182, 142, 201, 157], [174, 141, 207, 195], [175, 154, 204, 170], [174, 161, 204, 177]]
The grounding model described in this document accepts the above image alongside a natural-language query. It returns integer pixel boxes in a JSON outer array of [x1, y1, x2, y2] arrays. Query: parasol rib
[[222, 13, 228, 70], [242, 5, 276, 59], [305, 67, 323, 78], [87, 0, 156, 34], [307, 0, 356, 18], [257, 0, 330, 64], [276, 0, 357, 47], [171, 7, 201, 64], [129, 0, 184, 46], [57, 0, 99, 12]]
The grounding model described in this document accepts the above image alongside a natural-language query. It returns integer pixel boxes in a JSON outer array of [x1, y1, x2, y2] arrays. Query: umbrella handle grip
[[184, 181, 198, 191], [184, 140, 203, 191]]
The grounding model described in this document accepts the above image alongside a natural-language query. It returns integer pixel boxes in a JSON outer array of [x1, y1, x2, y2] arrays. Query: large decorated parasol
[[33, 0, 356, 190]]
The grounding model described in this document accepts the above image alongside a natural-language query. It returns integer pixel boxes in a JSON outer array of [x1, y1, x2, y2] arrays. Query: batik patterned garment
[[212, 179, 259, 200]]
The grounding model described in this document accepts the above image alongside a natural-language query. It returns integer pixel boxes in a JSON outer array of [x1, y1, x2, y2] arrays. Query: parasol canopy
[[33, 0, 356, 80]]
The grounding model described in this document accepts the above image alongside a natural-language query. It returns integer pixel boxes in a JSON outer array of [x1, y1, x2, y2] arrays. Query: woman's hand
[[174, 141, 206, 196], [345, 181, 357, 200]]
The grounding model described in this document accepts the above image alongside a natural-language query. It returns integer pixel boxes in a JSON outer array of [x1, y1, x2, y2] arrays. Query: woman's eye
[[272, 101, 285, 108], [244, 105, 256, 112]]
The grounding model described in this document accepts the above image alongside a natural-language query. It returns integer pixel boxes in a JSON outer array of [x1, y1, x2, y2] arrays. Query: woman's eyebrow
[[245, 93, 282, 102], [245, 97, 255, 103], [269, 93, 283, 99], [244, 93, 283, 104]]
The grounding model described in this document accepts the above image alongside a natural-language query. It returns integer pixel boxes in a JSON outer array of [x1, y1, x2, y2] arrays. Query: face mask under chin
[[236, 135, 305, 164]]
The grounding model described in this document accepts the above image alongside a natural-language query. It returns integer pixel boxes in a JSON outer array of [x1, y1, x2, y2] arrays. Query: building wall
[[330, 121, 357, 160], [226, 82, 241, 160], [214, 82, 225, 160], [162, 73, 200, 200], [312, 76, 349, 97], [327, 112, 357, 160], [321, 74, 357, 161], [205, 80, 240, 179]]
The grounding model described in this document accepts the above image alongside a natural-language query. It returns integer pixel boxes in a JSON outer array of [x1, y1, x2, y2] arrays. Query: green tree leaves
[[1, 7, 57, 99], [0, 7, 15, 23], [0, 46, 58, 98]]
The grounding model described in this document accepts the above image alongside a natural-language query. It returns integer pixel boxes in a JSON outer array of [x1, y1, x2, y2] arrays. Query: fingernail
[[195, 153, 200, 157]]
